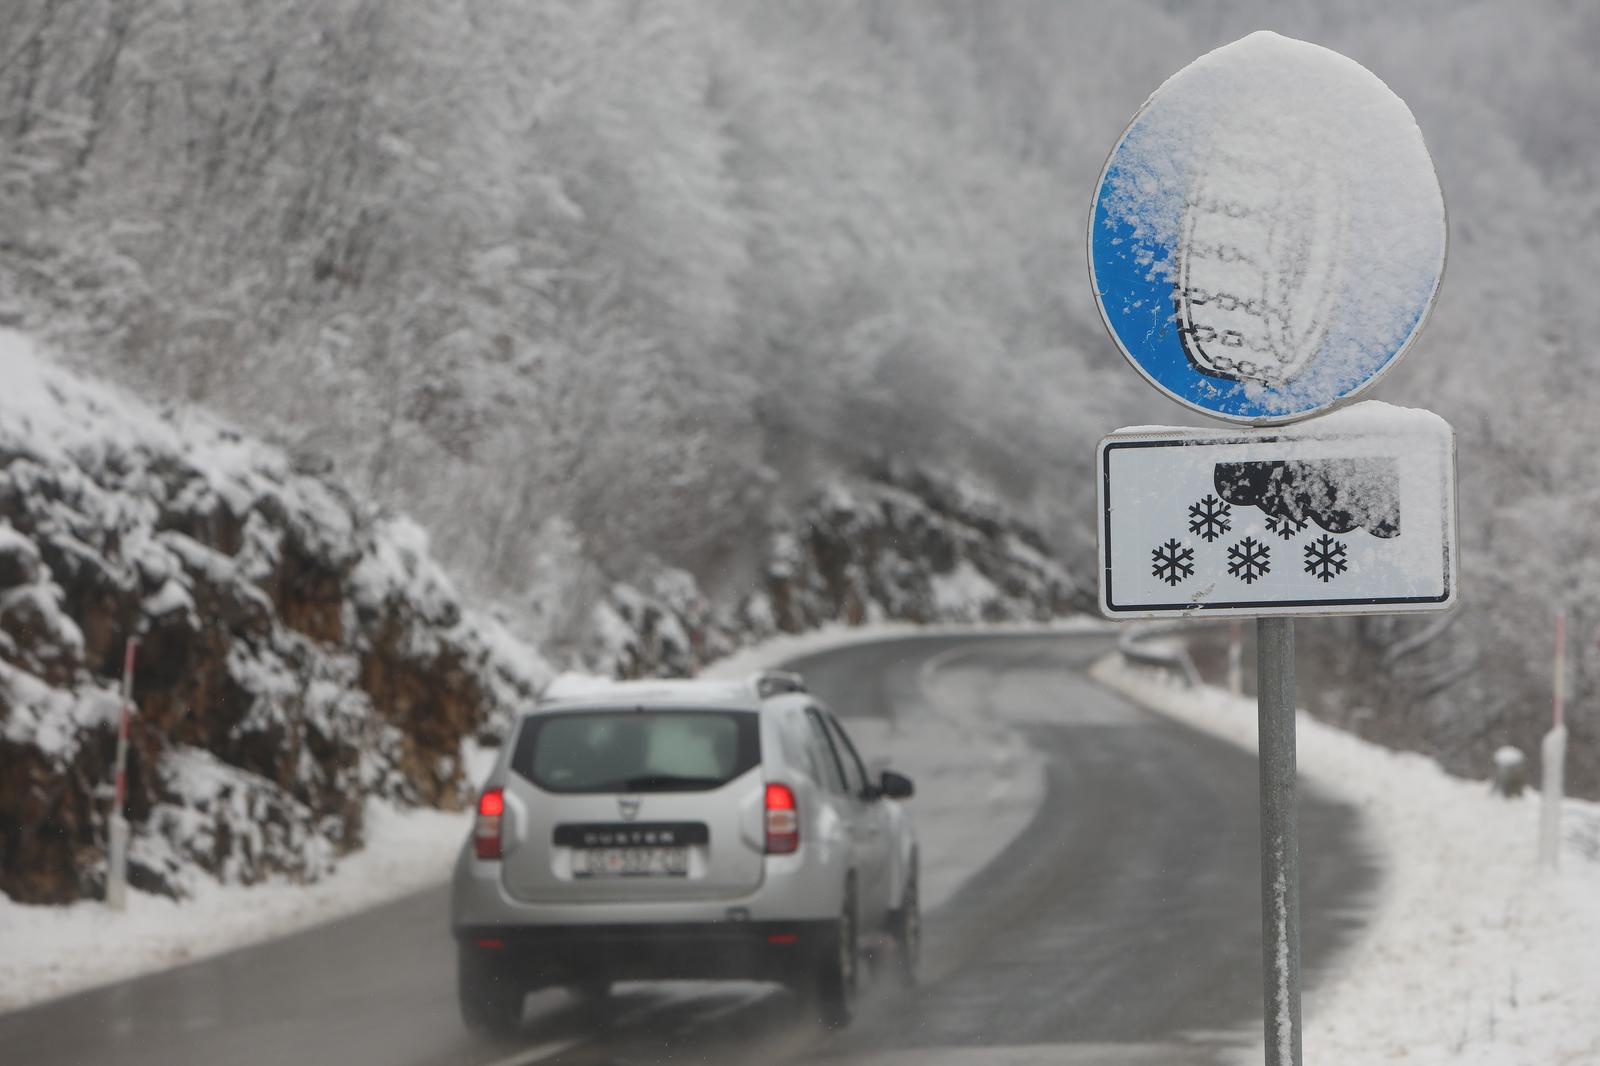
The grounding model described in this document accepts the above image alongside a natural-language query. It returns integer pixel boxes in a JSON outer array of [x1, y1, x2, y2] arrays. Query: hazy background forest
[[1, 0, 1596, 788]]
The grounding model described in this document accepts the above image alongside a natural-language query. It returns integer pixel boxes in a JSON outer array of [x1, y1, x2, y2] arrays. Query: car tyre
[[457, 945, 524, 1037], [816, 881, 860, 1029], [890, 862, 921, 988]]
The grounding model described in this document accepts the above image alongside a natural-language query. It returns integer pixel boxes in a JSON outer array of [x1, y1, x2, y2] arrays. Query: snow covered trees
[[0, 2, 1595, 793], [0, 1, 1132, 596]]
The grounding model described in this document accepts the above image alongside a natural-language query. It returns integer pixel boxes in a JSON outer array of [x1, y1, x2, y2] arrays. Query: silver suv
[[450, 670, 920, 1034]]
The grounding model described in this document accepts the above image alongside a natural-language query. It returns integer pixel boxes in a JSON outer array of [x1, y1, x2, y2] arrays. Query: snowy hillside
[[0, 333, 550, 905], [585, 467, 1084, 679], [0, 332, 1084, 907], [3, 0, 1594, 797]]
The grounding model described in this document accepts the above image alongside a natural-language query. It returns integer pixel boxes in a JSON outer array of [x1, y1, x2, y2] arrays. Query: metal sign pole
[[1256, 616, 1302, 1066]]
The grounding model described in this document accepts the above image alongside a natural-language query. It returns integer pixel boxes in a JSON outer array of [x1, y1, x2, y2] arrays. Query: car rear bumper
[[450, 842, 845, 928], [454, 920, 834, 986]]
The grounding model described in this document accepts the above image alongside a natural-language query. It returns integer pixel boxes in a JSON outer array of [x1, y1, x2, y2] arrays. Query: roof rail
[[750, 670, 807, 699]]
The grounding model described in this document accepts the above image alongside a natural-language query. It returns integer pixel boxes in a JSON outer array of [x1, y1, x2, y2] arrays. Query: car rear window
[[509, 710, 760, 793]]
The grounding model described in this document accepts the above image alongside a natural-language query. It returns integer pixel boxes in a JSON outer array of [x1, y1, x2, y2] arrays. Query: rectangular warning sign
[[1097, 405, 1457, 618]]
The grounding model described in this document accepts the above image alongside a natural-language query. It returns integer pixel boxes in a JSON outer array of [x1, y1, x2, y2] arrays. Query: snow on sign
[[1088, 32, 1447, 424], [1098, 402, 1456, 618]]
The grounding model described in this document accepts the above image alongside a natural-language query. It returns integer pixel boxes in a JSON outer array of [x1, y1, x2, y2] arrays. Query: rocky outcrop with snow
[[586, 465, 1084, 679], [0, 332, 1084, 907], [0, 334, 549, 905]]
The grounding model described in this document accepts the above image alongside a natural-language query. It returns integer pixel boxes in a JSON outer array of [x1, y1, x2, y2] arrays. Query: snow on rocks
[[1092, 653, 1600, 1065], [139, 746, 338, 895], [753, 469, 1080, 630], [581, 465, 1085, 680], [0, 331, 550, 906], [928, 559, 1002, 620], [587, 572, 712, 680], [0, 658, 121, 765]]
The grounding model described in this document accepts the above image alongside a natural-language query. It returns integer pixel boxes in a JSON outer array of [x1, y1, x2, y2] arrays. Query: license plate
[[573, 846, 689, 878]]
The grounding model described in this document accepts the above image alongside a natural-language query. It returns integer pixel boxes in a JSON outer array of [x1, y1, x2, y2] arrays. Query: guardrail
[[1116, 621, 1204, 688]]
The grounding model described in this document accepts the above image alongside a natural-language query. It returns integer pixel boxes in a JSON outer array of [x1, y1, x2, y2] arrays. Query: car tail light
[[765, 782, 799, 854], [475, 788, 504, 860]]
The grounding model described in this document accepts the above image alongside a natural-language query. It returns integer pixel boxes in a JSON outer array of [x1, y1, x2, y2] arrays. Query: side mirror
[[878, 769, 914, 800]]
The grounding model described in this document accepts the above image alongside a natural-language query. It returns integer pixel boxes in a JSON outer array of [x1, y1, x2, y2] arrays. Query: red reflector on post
[[767, 933, 799, 945], [475, 787, 504, 860], [764, 783, 799, 854], [476, 938, 505, 950]]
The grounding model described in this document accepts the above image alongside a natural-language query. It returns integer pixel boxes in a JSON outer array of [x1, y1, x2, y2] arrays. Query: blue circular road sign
[[1088, 33, 1447, 424]]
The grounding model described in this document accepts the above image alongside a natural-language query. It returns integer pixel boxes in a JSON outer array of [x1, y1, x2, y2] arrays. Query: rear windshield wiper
[[612, 774, 725, 792]]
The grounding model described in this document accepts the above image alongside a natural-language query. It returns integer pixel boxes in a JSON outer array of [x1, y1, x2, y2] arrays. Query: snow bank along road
[[0, 633, 1374, 1066]]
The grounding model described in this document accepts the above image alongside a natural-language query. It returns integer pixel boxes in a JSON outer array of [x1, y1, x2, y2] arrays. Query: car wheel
[[457, 945, 525, 1037], [891, 864, 921, 988], [816, 880, 860, 1028]]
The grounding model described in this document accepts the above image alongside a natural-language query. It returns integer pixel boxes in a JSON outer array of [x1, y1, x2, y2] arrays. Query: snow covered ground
[[0, 623, 1080, 1013], [0, 791, 479, 1012], [1093, 654, 1600, 1066], [0, 740, 503, 1011]]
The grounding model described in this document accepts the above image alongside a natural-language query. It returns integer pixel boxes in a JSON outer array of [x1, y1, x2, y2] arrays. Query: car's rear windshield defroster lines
[[509, 710, 760, 793]]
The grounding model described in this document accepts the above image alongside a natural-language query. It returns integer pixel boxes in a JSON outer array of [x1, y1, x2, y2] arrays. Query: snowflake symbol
[[1188, 494, 1233, 542], [1150, 538, 1195, 586], [1226, 536, 1271, 584], [1303, 534, 1349, 583], [1265, 513, 1306, 540]]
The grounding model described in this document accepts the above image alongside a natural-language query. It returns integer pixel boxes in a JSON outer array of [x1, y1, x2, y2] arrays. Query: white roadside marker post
[[1539, 612, 1567, 869], [1087, 32, 1452, 1066], [106, 636, 138, 911]]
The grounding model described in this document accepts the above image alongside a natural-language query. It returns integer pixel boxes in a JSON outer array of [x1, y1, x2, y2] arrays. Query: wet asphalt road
[[0, 632, 1378, 1066]]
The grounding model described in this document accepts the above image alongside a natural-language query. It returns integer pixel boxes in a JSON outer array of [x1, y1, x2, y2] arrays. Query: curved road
[[0, 633, 1377, 1066]]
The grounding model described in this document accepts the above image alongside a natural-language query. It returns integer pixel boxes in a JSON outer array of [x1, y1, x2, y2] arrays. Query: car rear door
[[498, 707, 767, 903]]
